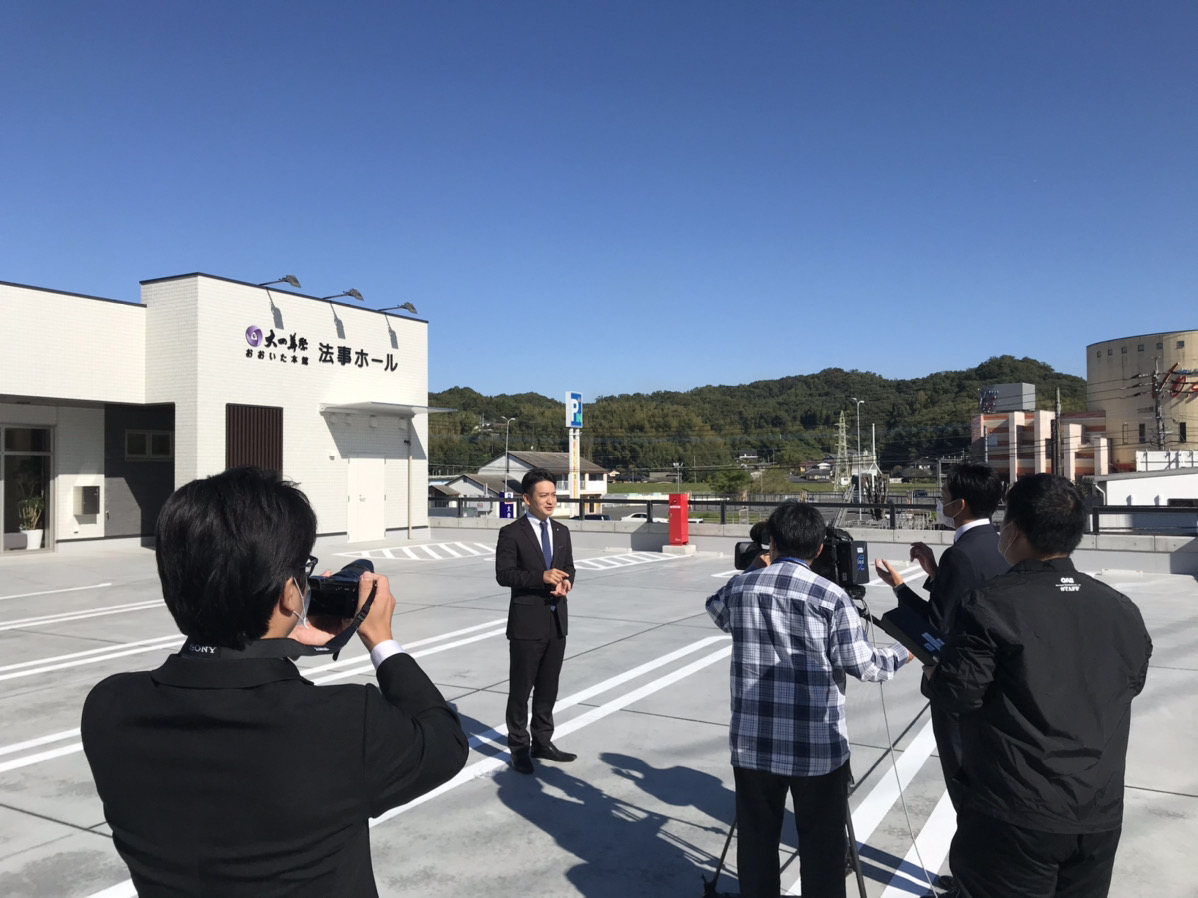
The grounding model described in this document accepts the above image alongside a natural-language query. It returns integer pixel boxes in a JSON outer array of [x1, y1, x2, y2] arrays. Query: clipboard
[[877, 605, 946, 665]]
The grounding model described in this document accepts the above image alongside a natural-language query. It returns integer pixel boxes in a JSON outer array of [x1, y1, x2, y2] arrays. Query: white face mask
[[998, 524, 1016, 564], [936, 499, 957, 529], [290, 580, 312, 629]]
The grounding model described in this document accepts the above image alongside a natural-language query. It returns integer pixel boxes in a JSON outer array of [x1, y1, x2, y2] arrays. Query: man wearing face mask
[[874, 463, 1008, 896], [924, 474, 1151, 898], [82, 466, 468, 897]]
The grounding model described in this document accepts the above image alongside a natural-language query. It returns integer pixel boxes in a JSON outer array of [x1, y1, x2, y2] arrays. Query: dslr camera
[[733, 525, 870, 600], [308, 558, 374, 618]]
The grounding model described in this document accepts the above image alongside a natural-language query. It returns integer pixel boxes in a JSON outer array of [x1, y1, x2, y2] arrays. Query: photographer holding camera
[[82, 467, 468, 897], [706, 501, 912, 898]]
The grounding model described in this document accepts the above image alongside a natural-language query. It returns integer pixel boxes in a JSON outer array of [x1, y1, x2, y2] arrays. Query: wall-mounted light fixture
[[321, 289, 364, 302], [380, 302, 418, 315], [258, 275, 302, 289]]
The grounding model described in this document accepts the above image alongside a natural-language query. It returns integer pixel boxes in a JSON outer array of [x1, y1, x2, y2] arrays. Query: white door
[[347, 457, 385, 543]]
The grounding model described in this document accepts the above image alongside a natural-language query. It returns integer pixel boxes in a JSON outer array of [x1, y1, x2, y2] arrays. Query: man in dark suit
[[81, 466, 468, 898], [496, 466, 577, 774], [874, 462, 1008, 897]]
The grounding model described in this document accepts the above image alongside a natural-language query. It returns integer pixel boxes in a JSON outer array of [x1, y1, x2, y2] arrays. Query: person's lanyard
[[181, 582, 377, 661]]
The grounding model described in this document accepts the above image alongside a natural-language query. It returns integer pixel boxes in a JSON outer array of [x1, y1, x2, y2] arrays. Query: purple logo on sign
[[245, 326, 263, 347]]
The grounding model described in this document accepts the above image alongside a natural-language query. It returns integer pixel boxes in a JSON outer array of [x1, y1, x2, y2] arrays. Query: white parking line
[[878, 789, 956, 896], [783, 719, 938, 895], [0, 635, 181, 683], [339, 542, 496, 561], [0, 728, 81, 758], [0, 601, 163, 632], [0, 635, 179, 674], [0, 583, 113, 603]]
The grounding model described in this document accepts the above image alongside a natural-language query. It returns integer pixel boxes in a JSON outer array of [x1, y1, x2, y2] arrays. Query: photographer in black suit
[[496, 467, 577, 774], [81, 466, 468, 898]]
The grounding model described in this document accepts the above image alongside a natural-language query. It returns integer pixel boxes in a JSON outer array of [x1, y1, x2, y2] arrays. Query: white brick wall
[[2, 274, 433, 547], [1, 283, 145, 403], [144, 275, 431, 535]]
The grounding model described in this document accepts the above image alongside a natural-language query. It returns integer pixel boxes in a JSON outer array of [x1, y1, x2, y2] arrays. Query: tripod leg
[[845, 795, 868, 898], [703, 817, 737, 897]]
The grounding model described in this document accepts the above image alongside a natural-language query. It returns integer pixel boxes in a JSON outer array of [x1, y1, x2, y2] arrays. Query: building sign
[[242, 326, 399, 372], [566, 391, 583, 429]]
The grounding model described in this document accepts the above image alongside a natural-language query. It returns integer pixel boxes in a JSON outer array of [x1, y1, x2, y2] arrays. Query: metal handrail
[[429, 496, 1198, 536]]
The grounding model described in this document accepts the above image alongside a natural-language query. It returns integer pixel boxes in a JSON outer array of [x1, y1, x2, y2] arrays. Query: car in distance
[[569, 513, 611, 520]]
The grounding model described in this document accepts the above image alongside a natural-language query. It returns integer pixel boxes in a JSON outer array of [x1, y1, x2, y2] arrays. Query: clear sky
[[2, 2, 1195, 400]]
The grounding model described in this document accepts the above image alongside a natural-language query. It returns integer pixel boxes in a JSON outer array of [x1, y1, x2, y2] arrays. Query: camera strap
[[181, 583, 377, 661]]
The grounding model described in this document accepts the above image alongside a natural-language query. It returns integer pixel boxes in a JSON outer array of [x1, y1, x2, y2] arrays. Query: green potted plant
[[15, 461, 46, 550]]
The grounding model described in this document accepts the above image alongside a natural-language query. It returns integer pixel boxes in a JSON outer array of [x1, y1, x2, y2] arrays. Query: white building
[[478, 451, 608, 515], [1, 273, 440, 553]]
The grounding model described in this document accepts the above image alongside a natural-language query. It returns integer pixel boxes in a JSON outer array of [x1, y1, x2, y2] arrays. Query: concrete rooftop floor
[[0, 528, 1194, 898]]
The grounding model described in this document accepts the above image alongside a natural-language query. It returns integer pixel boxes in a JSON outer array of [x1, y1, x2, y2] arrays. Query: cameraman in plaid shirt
[[706, 501, 912, 898]]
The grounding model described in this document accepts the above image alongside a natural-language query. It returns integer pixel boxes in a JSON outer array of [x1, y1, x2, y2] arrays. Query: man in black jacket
[[925, 474, 1152, 898], [495, 466, 577, 774], [82, 467, 469, 898], [874, 464, 1008, 809]]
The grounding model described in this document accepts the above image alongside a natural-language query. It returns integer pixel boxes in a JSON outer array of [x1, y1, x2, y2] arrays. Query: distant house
[[478, 451, 609, 516]]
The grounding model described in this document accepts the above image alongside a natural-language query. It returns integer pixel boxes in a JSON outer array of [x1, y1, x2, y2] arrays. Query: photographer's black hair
[[766, 501, 826, 562], [155, 466, 317, 649], [749, 521, 769, 545], [521, 467, 555, 496], [946, 462, 1003, 519], [1004, 473, 1086, 558]]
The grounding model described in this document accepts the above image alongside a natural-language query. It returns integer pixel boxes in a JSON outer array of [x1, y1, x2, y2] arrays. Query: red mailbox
[[668, 493, 690, 546]]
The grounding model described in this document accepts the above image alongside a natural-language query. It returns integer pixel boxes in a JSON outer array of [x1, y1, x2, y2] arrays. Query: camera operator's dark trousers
[[949, 807, 1121, 898], [733, 760, 850, 898], [506, 635, 566, 749]]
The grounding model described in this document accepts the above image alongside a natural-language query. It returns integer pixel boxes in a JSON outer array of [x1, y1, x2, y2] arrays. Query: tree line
[[428, 355, 1086, 477]]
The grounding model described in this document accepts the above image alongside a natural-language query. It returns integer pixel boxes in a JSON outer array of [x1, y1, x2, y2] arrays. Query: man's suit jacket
[[495, 516, 576, 640], [81, 651, 468, 898], [896, 523, 1009, 630]]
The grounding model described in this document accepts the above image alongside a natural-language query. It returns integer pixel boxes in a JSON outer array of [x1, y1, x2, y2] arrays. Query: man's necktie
[[540, 520, 553, 569]]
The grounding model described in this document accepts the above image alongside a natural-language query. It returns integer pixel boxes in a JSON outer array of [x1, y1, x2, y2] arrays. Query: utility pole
[[500, 416, 517, 485], [1054, 388, 1062, 475], [852, 398, 864, 522]]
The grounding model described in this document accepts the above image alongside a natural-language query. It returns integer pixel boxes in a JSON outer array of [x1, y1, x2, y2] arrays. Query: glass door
[[2, 427, 52, 552]]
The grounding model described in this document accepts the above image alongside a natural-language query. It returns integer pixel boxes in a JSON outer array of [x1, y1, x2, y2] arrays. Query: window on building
[[1095, 350, 1101, 358], [1157, 342, 1164, 349], [1181, 422, 1188, 444], [1121, 346, 1127, 354], [1139, 424, 1147, 444], [126, 430, 173, 460], [1138, 344, 1145, 352], [1107, 349, 1113, 356], [1122, 424, 1128, 445], [1179, 340, 1186, 349]]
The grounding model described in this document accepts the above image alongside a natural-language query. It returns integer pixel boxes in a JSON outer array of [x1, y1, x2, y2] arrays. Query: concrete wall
[[431, 520, 1198, 576]]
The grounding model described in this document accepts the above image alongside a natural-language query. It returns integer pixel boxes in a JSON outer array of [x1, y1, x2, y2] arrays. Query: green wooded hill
[[429, 355, 1086, 476]]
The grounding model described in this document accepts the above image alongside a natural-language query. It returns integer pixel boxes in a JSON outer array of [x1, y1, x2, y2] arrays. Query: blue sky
[[2, 2, 1195, 400]]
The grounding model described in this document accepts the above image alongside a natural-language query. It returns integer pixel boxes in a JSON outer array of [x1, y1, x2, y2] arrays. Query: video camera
[[733, 526, 870, 600], [308, 558, 374, 618]]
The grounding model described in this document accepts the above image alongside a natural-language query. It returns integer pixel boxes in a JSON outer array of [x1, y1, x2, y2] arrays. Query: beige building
[[1087, 330, 1198, 471], [1, 273, 435, 554]]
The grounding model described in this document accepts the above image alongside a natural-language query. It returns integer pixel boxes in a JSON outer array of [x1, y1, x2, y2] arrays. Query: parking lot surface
[[1, 529, 1194, 897]]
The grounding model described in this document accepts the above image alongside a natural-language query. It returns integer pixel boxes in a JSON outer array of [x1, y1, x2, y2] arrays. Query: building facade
[[1087, 330, 1197, 471], [1, 274, 436, 554]]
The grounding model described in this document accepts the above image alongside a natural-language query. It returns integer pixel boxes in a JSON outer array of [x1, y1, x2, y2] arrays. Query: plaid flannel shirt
[[706, 558, 908, 777]]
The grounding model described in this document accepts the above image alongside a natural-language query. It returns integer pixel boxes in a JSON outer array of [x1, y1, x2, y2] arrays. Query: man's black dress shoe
[[934, 874, 956, 890], [530, 742, 576, 762], [511, 748, 535, 774]]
